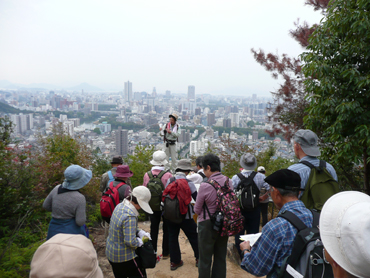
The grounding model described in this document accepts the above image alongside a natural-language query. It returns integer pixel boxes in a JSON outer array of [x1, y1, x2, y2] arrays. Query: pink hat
[[113, 165, 133, 178]]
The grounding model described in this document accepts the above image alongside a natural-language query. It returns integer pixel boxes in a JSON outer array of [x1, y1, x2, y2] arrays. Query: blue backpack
[[105, 171, 115, 191]]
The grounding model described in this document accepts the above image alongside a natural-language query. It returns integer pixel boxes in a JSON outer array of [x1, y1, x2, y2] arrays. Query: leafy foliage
[[256, 142, 292, 175], [251, 0, 330, 140], [124, 143, 156, 187], [0, 119, 102, 276], [302, 0, 370, 193]]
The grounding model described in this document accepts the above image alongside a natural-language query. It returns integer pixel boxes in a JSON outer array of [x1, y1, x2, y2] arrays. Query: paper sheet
[[239, 233, 262, 246]]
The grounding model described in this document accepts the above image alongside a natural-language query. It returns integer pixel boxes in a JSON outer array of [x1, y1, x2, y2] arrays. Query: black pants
[[149, 211, 169, 256], [109, 258, 146, 278], [235, 207, 261, 260], [260, 202, 269, 227], [167, 218, 199, 264]]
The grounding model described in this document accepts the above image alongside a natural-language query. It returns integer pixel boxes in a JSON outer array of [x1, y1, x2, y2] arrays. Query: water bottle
[[213, 212, 224, 232]]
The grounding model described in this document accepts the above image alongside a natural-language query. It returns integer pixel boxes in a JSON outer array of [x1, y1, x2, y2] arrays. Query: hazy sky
[[0, 0, 323, 95]]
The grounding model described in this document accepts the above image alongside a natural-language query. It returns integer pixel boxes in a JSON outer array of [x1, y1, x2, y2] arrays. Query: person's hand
[[240, 241, 251, 255], [259, 193, 269, 202], [137, 237, 143, 247]]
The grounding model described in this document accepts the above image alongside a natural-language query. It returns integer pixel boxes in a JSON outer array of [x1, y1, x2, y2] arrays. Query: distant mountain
[[0, 102, 22, 114], [0, 80, 103, 92], [67, 83, 103, 92]]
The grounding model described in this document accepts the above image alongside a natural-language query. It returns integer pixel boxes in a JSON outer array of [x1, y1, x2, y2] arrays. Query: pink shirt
[[194, 172, 231, 223], [143, 168, 173, 188]]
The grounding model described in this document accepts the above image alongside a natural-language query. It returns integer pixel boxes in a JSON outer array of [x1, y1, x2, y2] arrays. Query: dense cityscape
[[0, 81, 295, 162]]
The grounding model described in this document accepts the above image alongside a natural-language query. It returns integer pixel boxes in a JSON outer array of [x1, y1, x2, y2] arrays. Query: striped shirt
[[288, 156, 337, 197], [106, 199, 141, 263], [241, 200, 313, 278]]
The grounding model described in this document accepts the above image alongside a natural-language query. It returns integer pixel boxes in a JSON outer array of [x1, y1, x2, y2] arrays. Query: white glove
[[143, 231, 151, 240], [137, 237, 143, 247], [138, 230, 151, 240]]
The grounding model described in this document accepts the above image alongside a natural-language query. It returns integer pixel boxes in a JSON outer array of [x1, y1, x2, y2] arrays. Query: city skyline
[[0, 1, 323, 96]]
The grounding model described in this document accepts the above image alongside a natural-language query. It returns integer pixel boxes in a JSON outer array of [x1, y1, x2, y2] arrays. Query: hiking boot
[[196, 258, 199, 267], [170, 260, 184, 271], [162, 254, 170, 260]]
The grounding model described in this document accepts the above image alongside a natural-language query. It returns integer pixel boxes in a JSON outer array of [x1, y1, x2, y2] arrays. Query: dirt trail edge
[[91, 221, 262, 278]]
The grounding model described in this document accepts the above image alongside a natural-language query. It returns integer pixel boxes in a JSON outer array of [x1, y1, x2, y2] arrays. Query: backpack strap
[[108, 170, 114, 180], [319, 160, 326, 171], [299, 160, 315, 169], [277, 210, 308, 232], [199, 172, 206, 178], [157, 170, 169, 179], [115, 181, 126, 190], [147, 171, 155, 179], [236, 173, 247, 189], [310, 209, 320, 228]]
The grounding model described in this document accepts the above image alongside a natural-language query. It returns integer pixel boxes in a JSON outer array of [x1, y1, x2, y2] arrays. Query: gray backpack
[[276, 210, 333, 278]]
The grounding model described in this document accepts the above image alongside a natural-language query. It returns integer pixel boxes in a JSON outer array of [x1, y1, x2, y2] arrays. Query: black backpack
[[277, 210, 333, 278], [162, 178, 191, 224], [235, 172, 259, 211]]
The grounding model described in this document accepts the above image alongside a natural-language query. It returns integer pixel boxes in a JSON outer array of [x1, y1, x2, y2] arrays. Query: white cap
[[257, 166, 265, 172], [132, 186, 153, 214], [319, 191, 370, 278]]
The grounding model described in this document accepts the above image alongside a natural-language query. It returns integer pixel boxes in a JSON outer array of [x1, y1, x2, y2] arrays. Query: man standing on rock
[[160, 113, 181, 171]]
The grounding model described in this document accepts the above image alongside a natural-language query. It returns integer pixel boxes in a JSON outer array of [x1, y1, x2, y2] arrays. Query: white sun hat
[[319, 191, 370, 278]]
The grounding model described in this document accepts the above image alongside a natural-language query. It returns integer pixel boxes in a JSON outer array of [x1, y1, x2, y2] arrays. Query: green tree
[[124, 144, 156, 187], [93, 127, 101, 134], [256, 142, 292, 175], [302, 0, 370, 193]]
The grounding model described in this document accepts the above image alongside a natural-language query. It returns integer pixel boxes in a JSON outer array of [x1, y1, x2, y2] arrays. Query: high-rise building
[[124, 81, 132, 102], [207, 113, 215, 126], [195, 107, 201, 115], [134, 92, 141, 101], [188, 85, 195, 100], [10, 113, 33, 134], [116, 127, 128, 156], [252, 131, 259, 141], [230, 113, 240, 127], [165, 90, 171, 98], [223, 118, 231, 128]]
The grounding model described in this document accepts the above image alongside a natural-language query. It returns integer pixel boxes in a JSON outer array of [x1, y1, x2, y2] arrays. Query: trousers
[[235, 207, 261, 260], [167, 218, 199, 264], [149, 211, 169, 256], [164, 143, 177, 171], [198, 219, 228, 278]]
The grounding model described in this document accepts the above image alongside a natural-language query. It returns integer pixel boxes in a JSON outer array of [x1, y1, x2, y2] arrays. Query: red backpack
[[100, 181, 126, 223], [203, 178, 244, 237]]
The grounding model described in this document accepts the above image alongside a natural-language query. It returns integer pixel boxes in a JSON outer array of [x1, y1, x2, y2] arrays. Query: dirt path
[[91, 221, 261, 278]]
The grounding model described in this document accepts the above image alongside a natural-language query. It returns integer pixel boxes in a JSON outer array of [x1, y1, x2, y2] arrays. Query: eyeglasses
[[323, 248, 329, 264]]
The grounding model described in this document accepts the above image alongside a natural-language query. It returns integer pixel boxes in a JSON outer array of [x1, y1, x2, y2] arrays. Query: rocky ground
[[91, 221, 262, 278]]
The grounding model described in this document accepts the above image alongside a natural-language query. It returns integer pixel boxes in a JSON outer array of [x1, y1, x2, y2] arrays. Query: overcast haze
[[0, 0, 323, 95]]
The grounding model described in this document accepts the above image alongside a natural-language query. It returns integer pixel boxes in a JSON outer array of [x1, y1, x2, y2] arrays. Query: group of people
[[28, 128, 370, 278]]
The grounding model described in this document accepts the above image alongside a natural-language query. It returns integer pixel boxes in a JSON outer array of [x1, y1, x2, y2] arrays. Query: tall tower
[[188, 85, 195, 100], [115, 127, 128, 156], [124, 81, 132, 102]]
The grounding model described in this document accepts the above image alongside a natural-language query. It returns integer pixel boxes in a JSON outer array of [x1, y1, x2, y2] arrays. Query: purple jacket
[[194, 172, 230, 223]]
